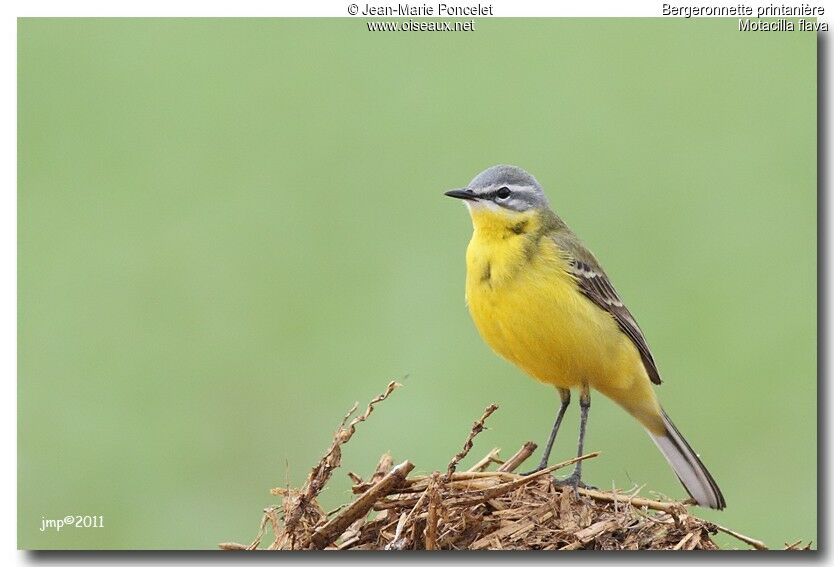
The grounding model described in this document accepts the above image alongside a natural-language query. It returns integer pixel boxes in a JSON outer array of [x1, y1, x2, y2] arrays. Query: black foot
[[520, 463, 548, 476], [552, 472, 596, 491]]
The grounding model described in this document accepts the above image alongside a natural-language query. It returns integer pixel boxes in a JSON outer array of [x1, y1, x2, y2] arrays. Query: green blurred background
[[18, 18, 816, 549]]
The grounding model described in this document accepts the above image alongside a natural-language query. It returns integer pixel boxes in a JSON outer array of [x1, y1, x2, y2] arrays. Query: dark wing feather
[[569, 258, 662, 385]]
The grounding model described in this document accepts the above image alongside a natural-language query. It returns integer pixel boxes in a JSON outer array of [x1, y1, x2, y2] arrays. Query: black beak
[[444, 188, 477, 201]]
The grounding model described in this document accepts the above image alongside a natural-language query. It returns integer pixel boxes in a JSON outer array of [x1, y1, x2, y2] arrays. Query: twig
[[385, 513, 409, 550], [672, 532, 695, 550], [386, 469, 441, 542], [371, 453, 394, 482], [470, 502, 558, 549], [218, 542, 248, 550], [784, 540, 812, 550], [377, 453, 600, 511], [424, 473, 441, 550], [309, 460, 414, 549], [574, 519, 618, 543], [336, 535, 360, 550], [712, 522, 769, 550], [237, 505, 281, 550], [357, 469, 532, 494], [575, 486, 687, 515], [497, 441, 538, 473], [339, 401, 360, 429], [467, 448, 502, 472], [448, 453, 599, 508], [410, 471, 519, 484], [355, 471, 514, 495], [281, 381, 401, 545], [339, 381, 401, 445], [446, 404, 499, 480], [262, 506, 285, 550]]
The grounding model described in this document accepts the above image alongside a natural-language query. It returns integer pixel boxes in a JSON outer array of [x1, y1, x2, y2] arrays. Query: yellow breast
[[463, 208, 640, 391]]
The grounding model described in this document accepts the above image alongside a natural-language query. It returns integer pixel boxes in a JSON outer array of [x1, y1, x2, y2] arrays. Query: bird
[[444, 164, 725, 510]]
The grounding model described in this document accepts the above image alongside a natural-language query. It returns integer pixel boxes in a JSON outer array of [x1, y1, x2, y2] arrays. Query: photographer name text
[[40, 515, 105, 532], [359, 3, 493, 16]]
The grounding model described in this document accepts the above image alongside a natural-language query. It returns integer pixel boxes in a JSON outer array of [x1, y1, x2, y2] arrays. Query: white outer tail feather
[[647, 409, 726, 510]]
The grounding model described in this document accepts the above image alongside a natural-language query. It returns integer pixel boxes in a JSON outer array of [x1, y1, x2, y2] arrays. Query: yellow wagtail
[[445, 164, 725, 509]]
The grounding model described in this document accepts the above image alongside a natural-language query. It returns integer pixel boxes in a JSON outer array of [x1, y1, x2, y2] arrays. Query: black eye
[[496, 187, 511, 199]]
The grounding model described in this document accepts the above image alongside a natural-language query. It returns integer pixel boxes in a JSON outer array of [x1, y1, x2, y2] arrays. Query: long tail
[[648, 408, 726, 510]]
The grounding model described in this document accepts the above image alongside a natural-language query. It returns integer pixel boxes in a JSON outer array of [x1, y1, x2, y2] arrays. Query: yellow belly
[[465, 235, 643, 394]]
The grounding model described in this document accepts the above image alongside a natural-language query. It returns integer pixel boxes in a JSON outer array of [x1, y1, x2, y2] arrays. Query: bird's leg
[[523, 388, 570, 475], [554, 383, 596, 490]]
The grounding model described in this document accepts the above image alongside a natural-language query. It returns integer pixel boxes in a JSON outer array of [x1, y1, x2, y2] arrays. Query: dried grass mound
[[220, 381, 807, 551]]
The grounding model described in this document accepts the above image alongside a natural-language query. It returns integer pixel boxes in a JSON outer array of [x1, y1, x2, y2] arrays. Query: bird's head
[[445, 165, 552, 232]]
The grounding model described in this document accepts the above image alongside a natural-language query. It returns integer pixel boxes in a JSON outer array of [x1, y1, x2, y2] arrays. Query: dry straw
[[219, 381, 809, 551]]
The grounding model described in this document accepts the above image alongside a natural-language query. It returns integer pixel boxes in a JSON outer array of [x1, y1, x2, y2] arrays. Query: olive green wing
[[557, 235, 662, 385]]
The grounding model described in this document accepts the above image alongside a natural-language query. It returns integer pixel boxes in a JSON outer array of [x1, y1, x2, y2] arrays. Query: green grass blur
[[18, 18, 815, 549]]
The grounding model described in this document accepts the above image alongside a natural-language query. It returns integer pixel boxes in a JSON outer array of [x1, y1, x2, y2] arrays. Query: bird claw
[[552, 472, 596, 491], [520, 465, 547, 476]]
